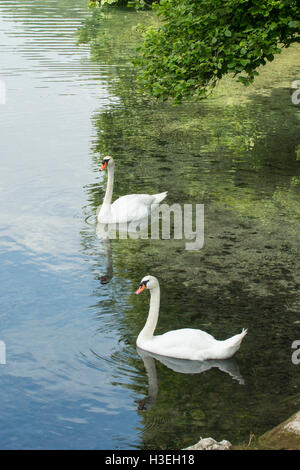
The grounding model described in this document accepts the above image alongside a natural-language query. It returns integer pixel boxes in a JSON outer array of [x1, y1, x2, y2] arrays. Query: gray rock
[[185, 437, 232, 450], [284, 411, 300, 436]]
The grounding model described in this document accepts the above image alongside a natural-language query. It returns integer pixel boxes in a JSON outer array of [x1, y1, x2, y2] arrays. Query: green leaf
[[288, 20, 300, 28]]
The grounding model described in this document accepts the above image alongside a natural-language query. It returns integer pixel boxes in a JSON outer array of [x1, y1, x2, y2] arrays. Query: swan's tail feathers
[[233, 328, 248, 344], [153, 191, 168, 205], [238, 328, 248, 344], [221, 328, 248, 359]]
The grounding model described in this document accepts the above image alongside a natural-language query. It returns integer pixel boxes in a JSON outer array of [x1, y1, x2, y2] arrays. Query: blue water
[[0, 0, 139, 449], [1, 0, 300, 451]]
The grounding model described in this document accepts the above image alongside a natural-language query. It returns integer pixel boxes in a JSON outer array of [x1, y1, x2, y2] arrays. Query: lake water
[[0, 0, 300, 450]]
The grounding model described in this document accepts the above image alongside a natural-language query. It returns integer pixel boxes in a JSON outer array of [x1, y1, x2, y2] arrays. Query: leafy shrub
[[134, 0, 300, 102]]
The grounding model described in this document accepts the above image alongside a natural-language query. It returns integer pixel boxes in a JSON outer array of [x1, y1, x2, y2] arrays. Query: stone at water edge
[[283, 411, 300, 435], [184, 437, 232, 450], [258, 411, 300, 449]]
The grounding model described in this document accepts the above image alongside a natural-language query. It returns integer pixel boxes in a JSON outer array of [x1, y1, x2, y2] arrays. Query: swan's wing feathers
[[141, 327, 247, 361], [153, 191, 168, 204], [153, 328, 216, 351], [111, 193, 166, 222], [112, 193, 166, 208]]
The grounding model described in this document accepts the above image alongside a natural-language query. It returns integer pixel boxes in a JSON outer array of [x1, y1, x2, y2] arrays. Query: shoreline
[[185, 411, 300, 450]]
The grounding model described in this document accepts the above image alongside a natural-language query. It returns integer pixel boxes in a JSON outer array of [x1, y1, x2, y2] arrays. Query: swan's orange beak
[[100, 161, 108, 171], [135, 284, 146, 295]]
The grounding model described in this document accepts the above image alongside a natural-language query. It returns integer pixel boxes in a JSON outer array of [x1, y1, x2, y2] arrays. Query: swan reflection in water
[[96, 217, 150, 285], [98, 236, 113, 284], [95, 222, 116, 285], [136, 347, 244, 411]]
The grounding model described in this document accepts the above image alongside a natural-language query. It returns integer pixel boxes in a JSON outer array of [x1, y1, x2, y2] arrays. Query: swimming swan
[[135, 275, 247, 361], [97, 156, 167, 224]]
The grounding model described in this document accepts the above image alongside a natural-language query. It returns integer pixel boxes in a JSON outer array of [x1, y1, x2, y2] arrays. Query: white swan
[[135, 275, 247, 361], [97, 156, 167, 224]]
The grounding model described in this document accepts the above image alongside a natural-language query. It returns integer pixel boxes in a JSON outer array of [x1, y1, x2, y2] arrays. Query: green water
[[80, 7, 300, 448]]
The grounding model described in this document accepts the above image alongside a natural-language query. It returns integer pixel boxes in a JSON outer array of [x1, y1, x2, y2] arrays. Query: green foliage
[[134, 0, 300, 102]]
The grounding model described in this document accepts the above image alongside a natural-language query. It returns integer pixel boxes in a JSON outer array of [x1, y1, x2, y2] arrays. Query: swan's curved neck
[[103, 164, 114, 206], [138, 284, 160, 342]]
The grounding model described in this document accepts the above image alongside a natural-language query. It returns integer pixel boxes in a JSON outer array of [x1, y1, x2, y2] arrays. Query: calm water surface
[[0, 0, 300, 450]]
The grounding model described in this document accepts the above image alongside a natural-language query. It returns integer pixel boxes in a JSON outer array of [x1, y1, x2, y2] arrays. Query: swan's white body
[[136, 276, 247, 361], [97, 157, 167, 224]]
